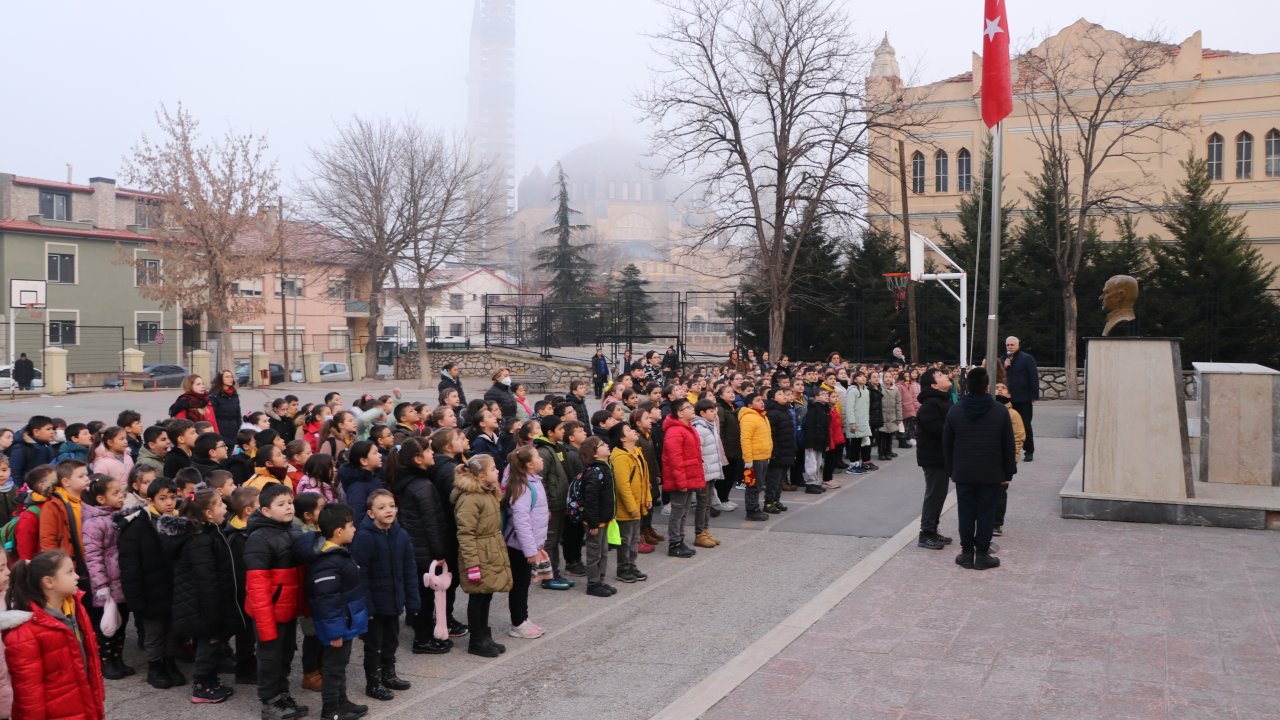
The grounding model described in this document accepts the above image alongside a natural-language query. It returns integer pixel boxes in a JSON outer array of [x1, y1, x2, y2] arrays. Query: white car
[[0, 365, 73, 390], [318, 362, 352, 382]]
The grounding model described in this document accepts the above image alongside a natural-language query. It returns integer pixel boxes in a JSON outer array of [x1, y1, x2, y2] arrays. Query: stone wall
[[394, 349, 590, 389], [1037, 367, 1197, 401]]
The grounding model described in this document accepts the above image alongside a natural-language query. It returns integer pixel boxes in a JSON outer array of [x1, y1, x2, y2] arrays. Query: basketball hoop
[[24, 304, 41, 321], [883, 272, 911, 312]]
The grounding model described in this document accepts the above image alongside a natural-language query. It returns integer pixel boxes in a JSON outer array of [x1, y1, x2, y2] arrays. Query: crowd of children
[[0, 351, 960, 720]]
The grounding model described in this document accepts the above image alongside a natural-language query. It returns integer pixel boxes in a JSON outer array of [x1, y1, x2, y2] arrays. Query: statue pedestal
[[1194, 362, 1280, 486], [1083, 338, 1193, 500]]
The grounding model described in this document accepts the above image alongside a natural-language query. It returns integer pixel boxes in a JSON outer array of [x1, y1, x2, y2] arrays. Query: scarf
[[55, 487, 83, 538]]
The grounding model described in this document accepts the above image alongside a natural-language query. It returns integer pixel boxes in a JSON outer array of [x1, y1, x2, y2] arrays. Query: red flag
[[981, 0, 1012, 128]]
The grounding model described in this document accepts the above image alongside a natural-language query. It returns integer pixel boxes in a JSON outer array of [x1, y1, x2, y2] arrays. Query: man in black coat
[[914, 369, 954, 550], [1001, 336, 1039, 461], [13, 353, 35, 391], [763, 388, 796, 514], [943, 368, 1016, 571]]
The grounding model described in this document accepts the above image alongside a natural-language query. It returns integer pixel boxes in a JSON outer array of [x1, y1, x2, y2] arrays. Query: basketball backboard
[[909, 232, 926, 280], [10, 279, 46, 309]]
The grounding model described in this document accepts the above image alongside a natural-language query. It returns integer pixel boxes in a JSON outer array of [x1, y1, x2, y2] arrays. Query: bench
[[510, 374, 550, 394], [117, 371, 155, 391]]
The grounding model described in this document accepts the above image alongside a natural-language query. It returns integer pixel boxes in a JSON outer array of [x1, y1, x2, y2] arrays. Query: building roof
[[0, 218, 155, 243], [11, 175, 164, 200]]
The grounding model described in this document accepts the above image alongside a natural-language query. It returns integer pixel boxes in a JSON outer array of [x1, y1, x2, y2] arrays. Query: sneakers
[[849, 464, 867, 474], [192, 681, 234, 704], [302, 670, 323, 692], [616, 566, 639, 583], [660, 504, 672, 516], [935, 532, 953, 545], [988, 541, 1000, 554], [637, 542, 656, 554], [764, 501, 787, 513], [586, 583, 613, 597], [746, 510, 769, 521], [693, 531, 717, 548], [629, 565, 647, 581], [411, 637, 453, 654], [992, 526, 1004, 537], [974, 552, 1001, 570], [668, 542, 696, 558], [917, 534, 945, 550], [262, 695, 299, 720], [447, 618, 470, 637], [955, 550, 975, 569], [805, 484, 824, 494], [563, 561, 588, 577], [735, 482, 746, 490], [862, 462, 879, 471], [822, 480, 841, 489], [720, 500, 738, 511], [540, 576, 573, 591], [508, 620, 545, 639], [282, 695, 309, 718], [1023, 452, 1034, 462]]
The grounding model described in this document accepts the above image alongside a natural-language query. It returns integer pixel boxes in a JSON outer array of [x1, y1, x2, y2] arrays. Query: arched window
[[1236, 131, 1253, 180], [935, 150, 949, 193], [957, 148, 972, 193], [1266, 129, 1280, 178], [1207, 134, 1223, 180], [911, 151, 925, 194]]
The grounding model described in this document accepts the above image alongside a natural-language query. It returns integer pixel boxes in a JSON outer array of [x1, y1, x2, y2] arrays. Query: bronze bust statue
[[1100, 274, 1138, 336]]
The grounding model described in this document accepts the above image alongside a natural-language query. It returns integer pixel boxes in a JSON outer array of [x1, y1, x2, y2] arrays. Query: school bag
[[500, 484, 538, 540], [0, 504, 40, 558], [565, 471, 586, 526]]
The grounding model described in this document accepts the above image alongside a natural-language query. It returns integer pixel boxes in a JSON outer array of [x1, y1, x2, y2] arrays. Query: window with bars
[[957, 148, 972, 193], [934, 150, 949, 193], [1236, 132, 1253, 180], [911, 151, 925, 194], [1207, 134, 1224, 180]]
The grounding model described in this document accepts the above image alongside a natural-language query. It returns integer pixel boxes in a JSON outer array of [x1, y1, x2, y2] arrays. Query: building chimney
[[88, 177, 117, 229]]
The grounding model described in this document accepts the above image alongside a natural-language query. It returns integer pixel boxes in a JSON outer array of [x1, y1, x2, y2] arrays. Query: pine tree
[[608, 263, 657, 341], [533, 164, 594, 302], [839, 224, 905, 361], [1146, 156, 1280, 365]]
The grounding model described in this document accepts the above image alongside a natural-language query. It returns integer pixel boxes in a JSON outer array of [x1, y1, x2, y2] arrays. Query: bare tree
[[1018, 24, 1188, 396], [637, 0, 928, 358], [123, 104, 279, 373], [386, 132, 504, 390]]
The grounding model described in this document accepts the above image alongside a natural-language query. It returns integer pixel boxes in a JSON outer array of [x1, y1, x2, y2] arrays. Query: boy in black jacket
[[117, 476, 183, 689], [578, 437, 616, 598], [225, 486, 260, 685]]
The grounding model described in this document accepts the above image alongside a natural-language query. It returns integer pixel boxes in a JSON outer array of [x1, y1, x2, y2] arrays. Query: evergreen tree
[[1146, 156, 1280, 365], [839, 224, 904, 361], [533, 164, 594, 302], [734, 224, 845, 357], [608, 263, 657, 341]]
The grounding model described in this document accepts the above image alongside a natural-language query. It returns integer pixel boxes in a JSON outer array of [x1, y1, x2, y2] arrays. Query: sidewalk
[[697, 436, 1280, 720]]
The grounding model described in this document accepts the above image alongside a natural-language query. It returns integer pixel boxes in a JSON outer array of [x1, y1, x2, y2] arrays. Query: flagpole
[[984, 120, 1004, 386]]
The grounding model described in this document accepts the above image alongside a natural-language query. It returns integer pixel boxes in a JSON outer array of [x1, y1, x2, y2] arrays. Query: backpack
[[500, 484, 538, 540], [565, 471, 586, 526], [1, 504, 40, 558]]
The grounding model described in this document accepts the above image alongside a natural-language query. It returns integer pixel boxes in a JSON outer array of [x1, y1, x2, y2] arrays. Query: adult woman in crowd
[[209, 369, 242, 448], [169, 375, 219, 436]]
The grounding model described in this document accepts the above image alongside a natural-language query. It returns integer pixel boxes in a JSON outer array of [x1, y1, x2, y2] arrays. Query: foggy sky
[[1, 0, 1272, 193]]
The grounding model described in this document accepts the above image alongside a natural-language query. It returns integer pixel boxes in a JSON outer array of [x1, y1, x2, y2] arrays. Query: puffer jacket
[[610, 446, 651, 521], [135, 446, 166, 474], [691, 417, 725, 482], [0, 607, 33, 719], [483, 382, 517, 420], [81, 503, 124, 606], [210, 388, 242, 447], [158, 514, 245, 640], [243, 511, 304, 641], [801, 400, 832, 451], [943, 394, 1016, 485], [349, 514, 420, 617], [717, 398, 743, 461], [579, 460, 615, 528], [338, 464, 382, 515], [9, 425, 55, 485], [843, 384, 871, 439], [438, 371, 467, 408], [868, 385, 884, 430], [900, 381, 921, 419], [880, 385, 904, 432], [737, 407, 772, 463], [661, 415, 705, 492], [116, 506, 172, 618], [503, 473, 549, 557], [294, 534, 369, 644], [293, 474, 339, 505], [450, 469, 513, 595], [915, 385, 952, 468], [55, 441, 91, 465], [392, 465, 454, 568], [532, 436, 569, 512], [764, 399, 797, 467], [469, 432, 504, 473], [3, 594, 104, 720], [90, 444, 133, 485]]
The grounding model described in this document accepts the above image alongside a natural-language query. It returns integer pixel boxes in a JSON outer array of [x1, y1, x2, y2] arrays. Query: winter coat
[[469, 432, 504, 474], [89, 444, 133, 485], [868, 386, 884, 431], [267, 407, 297, 444], [0, 606, 32, 719], [81, 504, 124, 607], [560, 441, 584, 487], [55, 441, 91, 465], [169, 392, 219, 435], [391, 423, 420, 448], [843, 385, 871, 439], [943, 394, 1017, 485], [293, 474, 339, 504], [636, 429, 662, 487], [245, 466, 291, 495], [532, 436, 569, 511], [210, 388, 242, 447], [295, 534, 369, 643], [224, 519, 250, 609], [900, 382, 921, 419], [801, 401, 832, 451], [38, 490, 82, 561], [1004, 401, 1027, 461], [9, 425, 55, 486], [692, 417, 725, 482], [350, 514, 420, 617], [338, 464, 382, 515], [163, 448, 192, 481], [514, 398, 532, 422], [503, 473, 549, 558], [450, 470, 513, 594], [116, 507, 172, 618], [1002, 350, 1040, 404], [610, 446, 651, 521], [392, 465, 454, 568], [737, 407, 773, 464], [484, 382, 518, 420], [438, 371, 467, 408], [880, 385, 904, 433], [764, 399, 797, 468], [428, 455, 461, 544], [3, 594, 104, 720], [135, 446, 166, 474], [914, 386, 952, 469], [591, 354, 609, 380], [11, 357, 34, 386], [243, 511, 304, 641], [661, 415, 705, 492], [717, 398, 743, 461], [158, 514, 245, 640], [566, 395, 589, 425], [580, 460, 615, 528], [13, 496, 47, 561]]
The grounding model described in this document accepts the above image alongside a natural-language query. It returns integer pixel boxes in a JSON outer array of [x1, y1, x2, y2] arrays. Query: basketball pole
[[897, 140, 920, 364]]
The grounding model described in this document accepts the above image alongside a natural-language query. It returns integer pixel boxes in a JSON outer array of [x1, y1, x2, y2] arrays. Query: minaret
[[467, 0, 516, 259]]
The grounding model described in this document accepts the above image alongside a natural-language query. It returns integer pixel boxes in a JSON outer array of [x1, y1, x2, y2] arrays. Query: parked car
[[318, 361, 352, 382], [102, 364, 188, 389], [235, 362, 287, 386]]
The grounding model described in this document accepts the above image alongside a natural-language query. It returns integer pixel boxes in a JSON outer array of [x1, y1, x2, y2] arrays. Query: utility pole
[[276, 196, 290, 380], [897, 140, 920, 363]]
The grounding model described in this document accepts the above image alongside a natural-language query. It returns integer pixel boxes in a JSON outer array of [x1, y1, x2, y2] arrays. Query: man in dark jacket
[[590, 349, 609, 399], [437, 363, 466, 408], [1001, 336, 1039, 462], [9, 416, 55, 483], [763, 389, 796, 514], [943, 368, 1016, 571], [13, 353, 35, 391], [914, 369, 954, 550]]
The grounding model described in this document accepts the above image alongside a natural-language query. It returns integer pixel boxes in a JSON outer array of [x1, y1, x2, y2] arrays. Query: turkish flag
[[981, 0, 1012, 128]]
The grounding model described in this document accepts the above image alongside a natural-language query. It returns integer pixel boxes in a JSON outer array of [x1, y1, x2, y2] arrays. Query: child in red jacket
[[12, 465, 56, 562], [3, 549, 105, 720], [244, 483, 307, 720]]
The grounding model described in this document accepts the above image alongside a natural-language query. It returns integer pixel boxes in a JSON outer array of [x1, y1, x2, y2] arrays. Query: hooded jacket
[[842, 384, 871, 439], [450, 469, 513, 594], [3, 594, 104, 720], [565, 394, 589, 425], [243, 510, 304, 641], [338, 464, 382, 515], [692, 417, 726, 482], [391, 464, 454, 568], [295, 533, 370, 643], [158, 514, 246, 640], [943, 394, 1017, 485], [900, 381, 921, 419], [89, 444, 133, 485], [579, 460, 615, 528], [0, 606, 33, 719], [915, 385, 952, 468], [610, 445, 651, 521], [9, 425, 54, 485], [737, 406, 772, 464], [717, 398, 743, 461], [880, 384, 904, 432], [169, 392, 219, 436], [801, 400, 832, 451], [532, 436, 569, 511], [81, 503, 124, 607], [55, 440, 91, 465], [116, 506, 172, 618], [503, 473, 549, 558], [764, 398, 797, 467], [661, 415, 705, 492], [135, 445, 166, 474], [350, 514, 421, 617]]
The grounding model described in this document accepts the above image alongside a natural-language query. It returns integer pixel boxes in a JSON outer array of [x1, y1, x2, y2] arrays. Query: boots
[[148, 660, 174, 689], [693, 531, 717, 549], [467, 627, 506, 658], [364, 667, 394, 701], [641, 526, 664, 544], [164, 657, 186, 687], [302, 670, 323, 692], [381, 662, 411, 691], [338, 693, 368, 718], [320, 705, 362, 720]]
